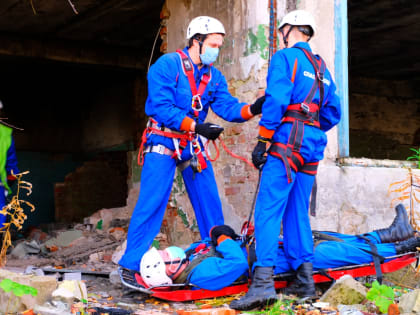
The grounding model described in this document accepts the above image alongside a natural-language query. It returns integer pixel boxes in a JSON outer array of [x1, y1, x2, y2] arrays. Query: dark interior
[[348, 0, 420, 160]]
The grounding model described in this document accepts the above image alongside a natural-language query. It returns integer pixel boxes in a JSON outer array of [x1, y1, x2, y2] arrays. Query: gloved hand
[[249, 95, 265, 116], [195, 122, 224, 140], [252, 138, 269, 169], [210, 225, 239, 246]]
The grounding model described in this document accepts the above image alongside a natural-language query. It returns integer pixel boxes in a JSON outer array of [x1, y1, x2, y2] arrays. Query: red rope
[[138, 129, 256, 170], [218, 137, 257, 170], [204, 140, 219, 162], [137, 128, 149, 166]]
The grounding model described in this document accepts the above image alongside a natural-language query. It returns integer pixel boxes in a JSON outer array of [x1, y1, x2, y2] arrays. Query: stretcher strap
[[356, 234, 385, 284]]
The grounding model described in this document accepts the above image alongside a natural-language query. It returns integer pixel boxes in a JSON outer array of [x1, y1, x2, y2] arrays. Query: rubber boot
[[374, 204, 414, 243], [395, 237, 420, 254], [229, 267, 278, 311], [283, 262, 316, 298]]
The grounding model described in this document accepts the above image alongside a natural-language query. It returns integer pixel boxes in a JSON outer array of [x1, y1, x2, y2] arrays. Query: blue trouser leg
[[182, 161, 224, 239], [254, 156, 294, 268], [313, 238, 396, 269], [282, 171, 315, 270], [119, 153, 176, 270], [274, 232, 397, 273], [319, 231, 382, 244], [0, 186, 6, 227]]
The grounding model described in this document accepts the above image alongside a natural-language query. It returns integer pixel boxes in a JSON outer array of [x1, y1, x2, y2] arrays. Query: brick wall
[[54, 152, 128, 223]]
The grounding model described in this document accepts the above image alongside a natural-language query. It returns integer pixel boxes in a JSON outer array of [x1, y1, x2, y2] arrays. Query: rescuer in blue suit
[[230, 10, 342, 310], [119, 16, 265, 290], [137, 205, 418, 293], [0, 102, 20, 228]]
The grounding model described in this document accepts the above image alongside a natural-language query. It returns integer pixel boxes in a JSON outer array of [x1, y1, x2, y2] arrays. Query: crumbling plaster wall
[[149, 0, 415, 246]]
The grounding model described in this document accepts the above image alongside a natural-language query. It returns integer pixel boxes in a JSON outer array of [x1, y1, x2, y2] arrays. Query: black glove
[[252, 139, 269, 169], [210, 225, 238, 246], [195, 122, 224, 140], [249, 95, 265, 116]]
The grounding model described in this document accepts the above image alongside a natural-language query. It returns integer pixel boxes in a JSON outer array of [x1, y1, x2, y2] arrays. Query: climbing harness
[[268, 47, 326, 183]]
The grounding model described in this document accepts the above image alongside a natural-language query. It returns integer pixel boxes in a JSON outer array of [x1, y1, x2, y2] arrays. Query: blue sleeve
[[145, 54, 188, 130], [260, 52, 294, 131], [209, 72, 249, 123], [188, 239, 248, 290], [319, 75, 341, 132], [6, 137, 19, 175]]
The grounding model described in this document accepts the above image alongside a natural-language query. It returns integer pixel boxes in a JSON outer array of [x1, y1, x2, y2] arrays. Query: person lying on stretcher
[[120, 204, 419, 293]]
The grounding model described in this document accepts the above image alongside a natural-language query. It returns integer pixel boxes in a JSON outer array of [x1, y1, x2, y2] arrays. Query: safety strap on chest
[[174, 245, 221, 285], [282, 47, 326, 127], [176, 49, 211, 120]]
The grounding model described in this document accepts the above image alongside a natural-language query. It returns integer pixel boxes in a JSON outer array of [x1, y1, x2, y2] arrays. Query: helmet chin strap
[[194, 35, 207, 65], [281, 26, 294, 48]]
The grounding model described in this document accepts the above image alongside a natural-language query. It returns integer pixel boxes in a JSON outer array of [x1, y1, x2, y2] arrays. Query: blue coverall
[[0, 125, 19, 227], [119, 47, 253, 271], [185, 232, 396, 291], [254, 42, 341, 271]]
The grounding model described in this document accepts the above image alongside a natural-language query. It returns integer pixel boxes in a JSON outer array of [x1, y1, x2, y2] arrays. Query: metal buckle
[[317, 71, 324, 81], [300, 103, 310, 114]]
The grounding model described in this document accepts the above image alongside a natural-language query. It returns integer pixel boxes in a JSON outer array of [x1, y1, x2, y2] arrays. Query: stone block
[[398, 289, 420, 314], [52, 280, 88, 304], [319, 275, 367, 307], [0, 269, 57, 314]]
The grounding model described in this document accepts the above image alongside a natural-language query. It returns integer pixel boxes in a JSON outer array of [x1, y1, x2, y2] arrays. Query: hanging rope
[[268, 0, 278, 64], [204, 137, 256, 170]]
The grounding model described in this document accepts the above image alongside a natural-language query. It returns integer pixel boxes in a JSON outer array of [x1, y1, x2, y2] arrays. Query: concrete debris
[[10, 240, 41, 258], [112, 240, 126, 265], [398, 288, 420, 314], [319, 275, 368, 307], [63, 272, 82, 281], [33, 301, 73, 315], [337, 304, 365, 315], [43, 229, 83, 248], [0, 269, 57, 314], [52, 280, 88, 304], [24, 265, 45, 276], [109, 269, 122, 286]]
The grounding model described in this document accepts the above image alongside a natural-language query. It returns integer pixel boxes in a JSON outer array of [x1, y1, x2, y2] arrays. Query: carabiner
[[191, 95, 203, 112]]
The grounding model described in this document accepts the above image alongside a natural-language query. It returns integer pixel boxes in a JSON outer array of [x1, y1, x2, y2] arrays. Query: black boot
[[395, 237, 420, 254], [283, 262, 316, 298], [375, 204, 414, 243], [229, 267, 278, 311]]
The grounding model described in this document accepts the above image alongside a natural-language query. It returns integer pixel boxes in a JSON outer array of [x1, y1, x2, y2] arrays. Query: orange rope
[[205, 138, 255, 168], [204, 140, 219, 162], [139, 130, 256, 170]]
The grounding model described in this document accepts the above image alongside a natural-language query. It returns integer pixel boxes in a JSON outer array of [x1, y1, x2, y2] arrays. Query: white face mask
[[200, 46, 219, 65]]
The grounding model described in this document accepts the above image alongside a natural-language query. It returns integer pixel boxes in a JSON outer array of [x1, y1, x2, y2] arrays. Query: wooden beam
[[0, 33, 147, 70]]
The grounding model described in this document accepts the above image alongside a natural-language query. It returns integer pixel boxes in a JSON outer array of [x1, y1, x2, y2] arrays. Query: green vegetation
[[407, 147, 420, 168], [366, 280, 395, 314]]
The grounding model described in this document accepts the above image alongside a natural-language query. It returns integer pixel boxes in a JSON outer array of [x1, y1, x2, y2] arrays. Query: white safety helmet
[[278, 10, 316, 37], [140, 247, 172, 287], [186, 16, 226, 39]]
